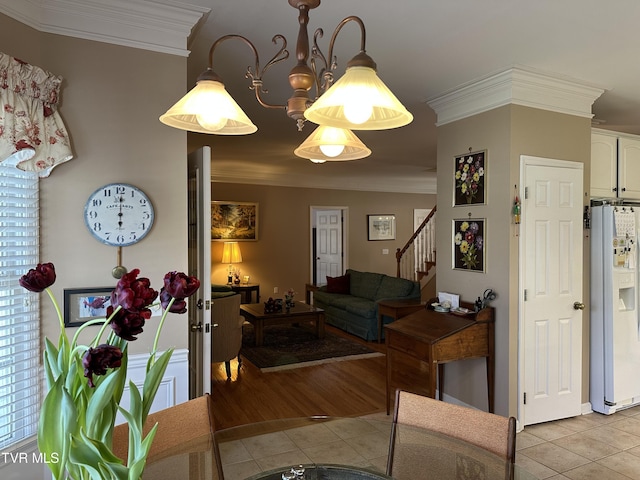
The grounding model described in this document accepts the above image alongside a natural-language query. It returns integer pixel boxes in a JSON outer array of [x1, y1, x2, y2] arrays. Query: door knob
[[190, 322, 203, 332], [573, 302, 585, 310], [196, 299, 203, 309]]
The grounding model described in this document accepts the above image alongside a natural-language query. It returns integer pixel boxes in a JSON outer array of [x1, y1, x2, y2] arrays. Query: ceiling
[[182, 0, 640, 194], [4, 1, 640, 194]]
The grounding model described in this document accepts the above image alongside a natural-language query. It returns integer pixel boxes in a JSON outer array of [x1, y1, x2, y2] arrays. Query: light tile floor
[[217, 407, 640, 480]]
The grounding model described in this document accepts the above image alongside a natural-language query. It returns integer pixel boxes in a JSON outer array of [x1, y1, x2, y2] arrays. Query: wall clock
[[84, 183, 155, 247]]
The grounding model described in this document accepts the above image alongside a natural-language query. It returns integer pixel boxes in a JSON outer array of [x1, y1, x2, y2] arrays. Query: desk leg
[[437, 364, 444, 401], [377, 312, 383, 343], [316, 312, 326, 339], [487, 322, 495, 413]]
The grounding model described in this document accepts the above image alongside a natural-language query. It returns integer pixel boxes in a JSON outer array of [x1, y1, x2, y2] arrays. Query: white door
[[312, 208, 344, 286], [187, 147, 212, 398], [521, 156, 583, 425]]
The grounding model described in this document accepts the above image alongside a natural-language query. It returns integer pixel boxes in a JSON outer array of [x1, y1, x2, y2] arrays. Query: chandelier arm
[[310, 28, 328, 98], [324, 16, 367, 90], [207, 34, 288, 111]]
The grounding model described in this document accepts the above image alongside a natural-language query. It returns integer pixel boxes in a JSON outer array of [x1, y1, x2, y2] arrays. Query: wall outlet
[[382, 249, 389, 255], [273, 287, 279, 294]]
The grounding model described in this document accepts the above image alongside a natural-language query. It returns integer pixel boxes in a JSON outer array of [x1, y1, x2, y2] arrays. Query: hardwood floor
[[210, 326, 388, 430]]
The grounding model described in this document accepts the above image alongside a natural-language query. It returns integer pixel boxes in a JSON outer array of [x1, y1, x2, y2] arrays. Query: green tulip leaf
[[85, 372, 123, 439], [38, 376, 77, 480], [141, 348, 173, 423]]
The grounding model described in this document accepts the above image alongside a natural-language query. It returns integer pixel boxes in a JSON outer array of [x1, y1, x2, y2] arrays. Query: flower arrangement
[[455, 153, 485, 204], [20, 263, 199, 480], [284, 288, 296, 308], [454, 221, 484, 270]]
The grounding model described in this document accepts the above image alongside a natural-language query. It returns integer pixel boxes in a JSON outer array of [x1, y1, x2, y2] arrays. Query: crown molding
[[0, 0, 209, 56], [428, 66, 605, 126], [211, 167, 437, 195]]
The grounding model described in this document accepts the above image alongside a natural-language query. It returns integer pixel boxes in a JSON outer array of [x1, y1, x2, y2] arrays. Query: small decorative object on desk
[[21, 263, 200, 480], [233, 270, 241, 285], [264, 297, 283, 314], [284, 288, 296, 310]]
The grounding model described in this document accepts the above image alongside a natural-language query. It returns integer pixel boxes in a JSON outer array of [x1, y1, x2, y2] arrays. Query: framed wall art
[[368, 214, 396, 241], [211, 201, 259, 241], [64, 287, 113, 327], [452, 218, 485, 272], [454, 150, 486, 206]]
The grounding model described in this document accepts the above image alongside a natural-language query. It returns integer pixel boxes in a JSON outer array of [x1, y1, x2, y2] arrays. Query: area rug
[[240, 324, 383, 372]]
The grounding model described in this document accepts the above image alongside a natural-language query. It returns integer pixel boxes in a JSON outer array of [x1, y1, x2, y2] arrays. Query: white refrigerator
[[591, 204, 640, 414]]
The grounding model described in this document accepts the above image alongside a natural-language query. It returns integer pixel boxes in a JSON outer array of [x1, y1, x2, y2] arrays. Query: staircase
[[396, 206, 437, 292]]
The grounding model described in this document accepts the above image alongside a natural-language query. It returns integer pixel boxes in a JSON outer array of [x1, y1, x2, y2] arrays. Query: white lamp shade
[[160, 80, 257, 135], [294, 125, 371, 162], [304, 66, 413, 130], [221, 242, 243, 264]]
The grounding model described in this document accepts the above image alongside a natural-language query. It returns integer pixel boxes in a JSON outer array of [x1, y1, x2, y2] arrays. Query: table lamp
[[221, 241, 242, 284]]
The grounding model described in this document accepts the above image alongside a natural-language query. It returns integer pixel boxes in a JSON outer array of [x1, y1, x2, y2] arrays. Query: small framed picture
[[368, 214, 396, 241], [452, 218, 485, 272], [64, 287, 114, 327]]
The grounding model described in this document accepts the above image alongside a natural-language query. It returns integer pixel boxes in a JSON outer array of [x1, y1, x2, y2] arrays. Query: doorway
[[519, 155, 584, 425], [310, 206, 349, 286]]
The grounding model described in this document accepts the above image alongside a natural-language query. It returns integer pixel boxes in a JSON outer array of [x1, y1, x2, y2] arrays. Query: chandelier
[[159, 0, 413, 161]]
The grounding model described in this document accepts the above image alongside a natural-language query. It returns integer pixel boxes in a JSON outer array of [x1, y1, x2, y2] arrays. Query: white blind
[[0, 161, 40, 450]]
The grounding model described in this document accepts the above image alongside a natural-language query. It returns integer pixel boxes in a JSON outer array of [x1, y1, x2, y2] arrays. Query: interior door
[[313, 208, 343, 285], [521, 156, 583, 425], [187, 147, 212, 398]]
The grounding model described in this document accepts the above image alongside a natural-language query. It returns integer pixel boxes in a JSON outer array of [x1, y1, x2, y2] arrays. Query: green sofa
[[312, 268, 420, 341]]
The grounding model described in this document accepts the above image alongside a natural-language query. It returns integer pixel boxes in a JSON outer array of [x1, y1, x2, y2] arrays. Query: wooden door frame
[[518, 155, 584, 427], [309, 206, 349, 285]]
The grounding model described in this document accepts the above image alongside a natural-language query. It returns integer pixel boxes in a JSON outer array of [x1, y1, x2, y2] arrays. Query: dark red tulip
[[108, 306, 148, 341], [19, 263, 56, 292], [110, 268, 158, 312], [82, 344, 123, 388], [163, 272, 200, 299], [159, 288, 187, 314]]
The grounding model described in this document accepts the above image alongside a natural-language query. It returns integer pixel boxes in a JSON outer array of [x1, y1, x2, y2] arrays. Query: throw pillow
[[326, 274, 350, 294]]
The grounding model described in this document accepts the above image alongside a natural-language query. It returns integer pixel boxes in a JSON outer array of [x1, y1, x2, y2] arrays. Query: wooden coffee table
[[240, 301, 325, 346]]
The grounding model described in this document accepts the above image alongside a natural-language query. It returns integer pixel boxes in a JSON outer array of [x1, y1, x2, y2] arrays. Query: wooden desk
[[230, 283, 260, 304], [384, 304, 495, 414], [376, 298, 426, 342]]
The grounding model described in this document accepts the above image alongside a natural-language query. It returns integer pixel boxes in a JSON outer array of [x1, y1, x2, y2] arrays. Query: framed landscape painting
[[368, 214, 396, 241], [211, 201, 258, 241]]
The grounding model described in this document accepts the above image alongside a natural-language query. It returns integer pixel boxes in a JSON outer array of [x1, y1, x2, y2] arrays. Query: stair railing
[[396, 206, 437, 281]]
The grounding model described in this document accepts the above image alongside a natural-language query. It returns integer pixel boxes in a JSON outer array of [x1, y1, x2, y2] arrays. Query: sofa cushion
[[326, 274, 350, 294], [375, 275, 416, 300], [347, 269, 384, 301], [344, 298, 377, 319], [313, 291, 352, 309]]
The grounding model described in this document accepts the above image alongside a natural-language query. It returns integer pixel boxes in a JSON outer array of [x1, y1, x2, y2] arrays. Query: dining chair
[[387, 389, 516, 480], [112, 393, 218, 478], [210, 292, 244, 379]]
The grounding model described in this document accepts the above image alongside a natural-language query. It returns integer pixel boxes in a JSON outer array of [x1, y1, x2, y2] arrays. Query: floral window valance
[[0, 52, 73, 177]]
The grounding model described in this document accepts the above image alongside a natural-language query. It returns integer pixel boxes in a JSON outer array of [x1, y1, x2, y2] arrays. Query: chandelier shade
[[159, 77, 257, 135], [294, 125, 371, 162], [304, 65, 413, 130]]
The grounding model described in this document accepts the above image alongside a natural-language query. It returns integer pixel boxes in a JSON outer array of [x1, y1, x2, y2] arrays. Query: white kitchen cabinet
[[618, 137, 640, 200], [591, 132, 617, 198], [591, 130, 640, 200]]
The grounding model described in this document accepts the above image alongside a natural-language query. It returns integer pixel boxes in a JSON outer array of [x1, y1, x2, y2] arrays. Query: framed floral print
[[453, 218, 485, 272], [454, 150, 486, 205]]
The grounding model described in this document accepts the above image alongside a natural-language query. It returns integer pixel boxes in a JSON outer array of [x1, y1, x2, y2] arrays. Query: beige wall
[[208, 182, 435, 300], [435, 105, 591, 418], [1, 14, 190, 354]]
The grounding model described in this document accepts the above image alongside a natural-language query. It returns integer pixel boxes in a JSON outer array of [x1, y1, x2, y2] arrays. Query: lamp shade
[[304, 66, 413, 130], [159, 79, 257, 135], [221, 242, 243, 264], [294, 125, 371, 162]]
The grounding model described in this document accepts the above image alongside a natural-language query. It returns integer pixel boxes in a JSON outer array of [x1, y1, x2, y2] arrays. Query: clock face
[[84, 183, 155, 247]]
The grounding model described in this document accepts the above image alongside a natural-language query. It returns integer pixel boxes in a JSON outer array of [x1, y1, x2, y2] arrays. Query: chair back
[[211, 293, 243, 363], [388, 390, 516, 479], [112, 394, 216, 465]]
